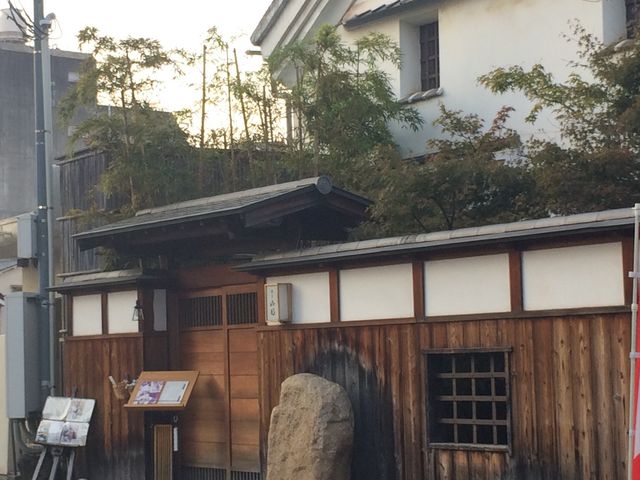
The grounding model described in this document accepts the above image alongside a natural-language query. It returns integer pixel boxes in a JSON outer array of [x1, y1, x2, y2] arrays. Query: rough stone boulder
[[266, 373, 354, 480]]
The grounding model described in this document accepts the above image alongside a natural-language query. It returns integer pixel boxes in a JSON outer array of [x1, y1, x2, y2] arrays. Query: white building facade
[[252, 0, 634, 158]]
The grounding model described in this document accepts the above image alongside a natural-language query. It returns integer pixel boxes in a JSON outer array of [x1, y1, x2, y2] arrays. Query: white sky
[[1, 0, 274, 127], [1, 0, 272, 52]]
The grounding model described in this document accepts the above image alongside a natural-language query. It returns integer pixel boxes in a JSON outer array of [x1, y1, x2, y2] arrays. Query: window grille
[[425, 349, 511, 449], [420, 21, 440, 91], [179, 296, 223, 329], [180, 467, 262, 480], [180, 466, 226, 480], [227, 292, 258, 325], [230, 472, 262, 480]]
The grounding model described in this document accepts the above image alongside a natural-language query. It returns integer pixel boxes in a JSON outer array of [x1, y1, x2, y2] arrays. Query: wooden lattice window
[[420, 21, 440, 91], [179, 296, 222, 328], [227, 292, 258, 325], [628, 0, 639, 38], [425, 348, 511, 450]]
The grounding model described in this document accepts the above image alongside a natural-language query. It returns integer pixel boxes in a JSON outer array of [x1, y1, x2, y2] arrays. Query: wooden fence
[[258, 313, 630, 479]]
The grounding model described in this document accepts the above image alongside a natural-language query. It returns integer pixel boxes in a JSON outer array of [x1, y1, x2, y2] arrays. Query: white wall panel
[[522, 242, 624, 310], [72, 294, 102, 336], [340, 264, 414, 321], [107, 290, 139, 334], [267, 272, 331, 323], [425, 254, 511, 316]]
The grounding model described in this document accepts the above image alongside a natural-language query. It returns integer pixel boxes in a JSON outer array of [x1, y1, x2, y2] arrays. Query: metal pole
[[40, 13, 56, 396], [627, 203, 640, 480], [33, 0, 52, 402]]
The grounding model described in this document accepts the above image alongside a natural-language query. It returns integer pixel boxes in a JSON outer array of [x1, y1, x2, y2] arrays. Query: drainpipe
[[627, 203, 639, 480]]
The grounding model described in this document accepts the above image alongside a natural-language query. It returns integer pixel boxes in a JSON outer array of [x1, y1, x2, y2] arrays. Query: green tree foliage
[[479, 27, 640, 213], [269, 24, 422, 177], [62, 27, 195, 213], [358, 106, 542, 235]]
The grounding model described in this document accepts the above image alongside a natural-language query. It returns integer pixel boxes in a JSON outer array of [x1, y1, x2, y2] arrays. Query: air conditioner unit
[[265, 283, 292, 325]]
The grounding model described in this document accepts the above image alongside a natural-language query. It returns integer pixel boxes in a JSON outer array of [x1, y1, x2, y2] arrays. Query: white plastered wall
[[425, 253, 511, 316], [267, 272, 331, 323], [337, 0, 628, 158], [107, 291, 139, 334], [72, 294, 102, 336], [339, 263, 414, 321], [522, 242, 625, 310]]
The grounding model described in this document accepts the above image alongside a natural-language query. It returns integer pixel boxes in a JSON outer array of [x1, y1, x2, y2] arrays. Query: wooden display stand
[[125, 371, 199, 411], [124, 371, 199, 480]]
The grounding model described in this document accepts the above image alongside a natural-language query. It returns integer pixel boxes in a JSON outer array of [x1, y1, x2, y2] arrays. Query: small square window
[[425, 349, 511, 449], [420, 21, 440, 91]]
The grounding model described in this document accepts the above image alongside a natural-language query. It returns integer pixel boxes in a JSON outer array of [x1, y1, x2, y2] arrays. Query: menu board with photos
[[125, 371, 199, 410], [35, 397, 95, 447]]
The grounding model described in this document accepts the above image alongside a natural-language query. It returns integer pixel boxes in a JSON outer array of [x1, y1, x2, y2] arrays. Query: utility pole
[[33, 0, 55, 399]]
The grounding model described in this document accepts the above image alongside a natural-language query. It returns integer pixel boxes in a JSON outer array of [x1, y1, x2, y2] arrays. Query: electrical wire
[[6, 2, 32, 40], [5, 0, 54, 41]]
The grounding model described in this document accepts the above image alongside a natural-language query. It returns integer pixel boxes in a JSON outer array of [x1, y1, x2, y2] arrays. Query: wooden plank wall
[[180, 329, 228, 468], [257, 313, 630, 480], [63, 335, 146, 480], [58, 215, 106, 273], [229, 327, 261, 472]]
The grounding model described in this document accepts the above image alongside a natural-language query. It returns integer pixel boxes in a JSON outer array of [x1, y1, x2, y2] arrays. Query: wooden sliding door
[[178, 285, 261, 480]]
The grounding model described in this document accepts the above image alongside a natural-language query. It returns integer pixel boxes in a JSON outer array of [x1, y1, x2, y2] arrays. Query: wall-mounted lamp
[[132, 299, 144, 323]]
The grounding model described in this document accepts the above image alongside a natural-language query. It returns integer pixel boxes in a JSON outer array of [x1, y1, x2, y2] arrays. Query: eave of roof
[[251, 0, 289, 46], [343, 0, 427, 28], [51, 269, 174, 293], [236, 208, 634, 271], [0, 258, 17, 273]]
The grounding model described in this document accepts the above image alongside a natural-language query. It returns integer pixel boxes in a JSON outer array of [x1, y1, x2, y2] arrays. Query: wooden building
[[55, 177, 369, 479], [57, 179, 634, 480]]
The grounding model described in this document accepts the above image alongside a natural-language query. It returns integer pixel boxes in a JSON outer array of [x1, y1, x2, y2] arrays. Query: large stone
[[266, 373, 354, 480]]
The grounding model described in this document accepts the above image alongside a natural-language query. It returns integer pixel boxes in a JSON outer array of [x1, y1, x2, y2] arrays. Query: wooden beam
[[329, 269, 340, 323], [622, 236, 634, 305], [257, 278, 266, 326], [509, 249, 523, 313], [413, 261, 425, 320], [101, 293, 108, 335]]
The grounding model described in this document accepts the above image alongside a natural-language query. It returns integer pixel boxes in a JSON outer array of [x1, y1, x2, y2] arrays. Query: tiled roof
[[343, 0, 424, 28], [238, 208, 635, 270], [74, 176, 369, 242], [0, 259, 16, 272]]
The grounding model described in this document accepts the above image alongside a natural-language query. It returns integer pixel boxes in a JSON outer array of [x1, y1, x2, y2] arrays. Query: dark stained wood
[[257, 278, 266, 326], [177, 265, 258, 290], [63, 335, 145, 479], [329, 269, 340, 322], [101, 293, 108, 335], [257, 313, 630, 480], [413, 261, 425, 320], [508, 250, 523, 313], [66, 295, 74, 337], [622, 236, 634, 305]]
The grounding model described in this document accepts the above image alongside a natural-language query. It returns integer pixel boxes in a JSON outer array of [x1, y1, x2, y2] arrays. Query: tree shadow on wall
[[307, 347, 396, 480]]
